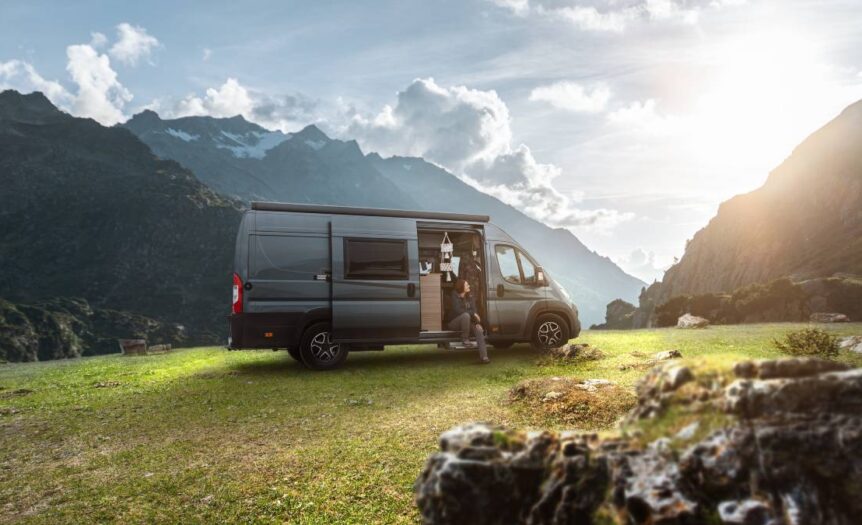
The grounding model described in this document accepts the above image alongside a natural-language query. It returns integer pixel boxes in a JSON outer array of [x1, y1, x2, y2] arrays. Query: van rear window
[[344, 238, 408, 280]]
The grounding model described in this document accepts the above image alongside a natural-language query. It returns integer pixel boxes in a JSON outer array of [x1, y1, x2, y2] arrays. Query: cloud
[[529, 81, 611, 112], [109, 23, 160, 66], [65, 44, 132, 125], [491, 0, 740, 32], [464, 145, 634, 228], [607, 98, 680, 135], [89, 32, 107, 48], [202, 48, 212, 61], [0, 59, 74, 107], [163, 77, 320, 132], [174, 77, 253, 118], [347, 78, 512, 170], [346, 77, 632, 231], [615, 248, 671, 283]]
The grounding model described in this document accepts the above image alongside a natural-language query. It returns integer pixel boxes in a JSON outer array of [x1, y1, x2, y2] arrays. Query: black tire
[[298, 322, 349, 371], [287, 347, 302, 362], [492, 340, 515, 349], [531, 313, 570, 351]]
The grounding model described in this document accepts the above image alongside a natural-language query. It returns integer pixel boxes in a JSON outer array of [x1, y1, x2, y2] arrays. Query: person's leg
[[447, 312, 471, 342], [472, 322, 488, 361]]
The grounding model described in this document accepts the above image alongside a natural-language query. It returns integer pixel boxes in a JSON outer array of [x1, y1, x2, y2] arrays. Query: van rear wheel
[[299, 323, 348, 370], [531, 313, 570, 351]]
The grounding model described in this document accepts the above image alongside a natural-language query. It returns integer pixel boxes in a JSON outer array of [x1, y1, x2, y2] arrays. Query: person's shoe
[[479, 357, 491, 364]]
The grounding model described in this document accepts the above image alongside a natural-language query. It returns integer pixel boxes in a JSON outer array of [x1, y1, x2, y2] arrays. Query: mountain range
[[123, 110, 644, 324], [0, 90, 241, 347]]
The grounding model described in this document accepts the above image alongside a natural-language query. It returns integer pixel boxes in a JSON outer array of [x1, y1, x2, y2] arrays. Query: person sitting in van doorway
[[448, 279, 490, 364]]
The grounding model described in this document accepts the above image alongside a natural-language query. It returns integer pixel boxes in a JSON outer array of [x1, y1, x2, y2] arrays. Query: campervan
[[229, 202, 580, 370]]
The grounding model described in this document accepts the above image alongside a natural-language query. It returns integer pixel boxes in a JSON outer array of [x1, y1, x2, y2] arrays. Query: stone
[[839, 335, 862, 354], [717, 499, 772, 525], [677, 313, 709, 328], [542, 391, 563, 402], [653, 349, 682, 361], [416, 358, 862, 525], [809, 312, 850, 323]]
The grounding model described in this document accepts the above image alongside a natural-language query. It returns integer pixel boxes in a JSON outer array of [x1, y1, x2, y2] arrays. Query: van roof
[[251, 201, 490, 223]]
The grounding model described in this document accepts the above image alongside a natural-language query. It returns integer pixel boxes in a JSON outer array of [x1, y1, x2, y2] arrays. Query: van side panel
[[237, 211, 331, 348], [330, 215, 421, 341]]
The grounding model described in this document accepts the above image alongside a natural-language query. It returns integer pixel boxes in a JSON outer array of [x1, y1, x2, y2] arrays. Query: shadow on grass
[[229, 344, 537, 377]]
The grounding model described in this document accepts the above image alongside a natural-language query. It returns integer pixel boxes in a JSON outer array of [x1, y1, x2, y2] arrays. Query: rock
[[627, 363, 696, 421], [677, 313, 709, 328], [717, 499, 773, 525], [839, 335, 862, 354], [810, 312, 850, 323], [541, 391, 562, 402], [653, 349, 682, 361], [733, 357, 850, 380], [548, 343, 604, 361], [417, 358, 862, 525]]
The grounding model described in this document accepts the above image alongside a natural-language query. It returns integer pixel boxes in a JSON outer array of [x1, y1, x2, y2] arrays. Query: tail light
[[232, 273, 243, 314]]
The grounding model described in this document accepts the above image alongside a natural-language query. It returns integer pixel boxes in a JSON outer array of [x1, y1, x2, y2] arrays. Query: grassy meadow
[[1, 323, 860, 524]]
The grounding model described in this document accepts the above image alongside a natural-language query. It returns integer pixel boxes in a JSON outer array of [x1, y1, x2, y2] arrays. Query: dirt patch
[[194, 370, 240, 379], [509, 376, 636, 429], [0, 388, 34, 398]]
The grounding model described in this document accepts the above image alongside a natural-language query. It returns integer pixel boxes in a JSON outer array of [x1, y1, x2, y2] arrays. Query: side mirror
[[536, 267, 547, 286]]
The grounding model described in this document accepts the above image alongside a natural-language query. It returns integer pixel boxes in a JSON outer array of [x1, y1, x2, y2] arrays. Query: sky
[[2, 0, 862, 282]]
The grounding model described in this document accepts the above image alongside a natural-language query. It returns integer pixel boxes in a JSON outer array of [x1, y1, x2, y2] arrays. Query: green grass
[[0, 323, 859, 524]]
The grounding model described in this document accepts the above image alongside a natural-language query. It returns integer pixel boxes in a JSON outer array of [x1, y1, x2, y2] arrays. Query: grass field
[[1, 323, 860, 524]]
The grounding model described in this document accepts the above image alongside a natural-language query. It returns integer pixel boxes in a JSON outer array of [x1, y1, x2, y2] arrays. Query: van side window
[[344, 238, 408, 280], [495, 245, 521, 284], [518, 251, 537, 285], [251, 235, 329, 279]]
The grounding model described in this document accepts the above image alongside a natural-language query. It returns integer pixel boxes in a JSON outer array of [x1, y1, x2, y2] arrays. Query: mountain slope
[[125, 112, 644, 325], [369, 155, 645, 324], [0, 90, 241, 342], [658, 99, 862, 301], [123, 113, 420, 209]]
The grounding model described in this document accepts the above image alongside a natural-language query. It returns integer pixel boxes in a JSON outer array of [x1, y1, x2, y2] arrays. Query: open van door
[[329, 215, 421, 341]]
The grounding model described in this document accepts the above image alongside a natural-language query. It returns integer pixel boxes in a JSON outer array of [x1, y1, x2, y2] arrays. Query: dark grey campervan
[[229, 202, 580, 370]]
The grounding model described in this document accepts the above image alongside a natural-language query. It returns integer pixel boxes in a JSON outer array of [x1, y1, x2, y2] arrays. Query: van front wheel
[[299, 323, 348, 370], [531, 314, 570, 351]]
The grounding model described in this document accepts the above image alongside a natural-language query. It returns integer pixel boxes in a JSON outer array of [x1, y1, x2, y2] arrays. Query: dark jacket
[[449, 290, 477, 321]]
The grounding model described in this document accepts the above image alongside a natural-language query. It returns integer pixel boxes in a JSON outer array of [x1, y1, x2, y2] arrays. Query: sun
[[684, 27, 843, 195]]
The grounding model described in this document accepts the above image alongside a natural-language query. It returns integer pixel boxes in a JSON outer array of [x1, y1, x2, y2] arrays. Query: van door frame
[[415, 222, 487, 331]]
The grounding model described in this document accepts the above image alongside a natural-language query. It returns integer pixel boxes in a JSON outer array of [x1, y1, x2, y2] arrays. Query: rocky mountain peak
[[0, 89, 64, 123]]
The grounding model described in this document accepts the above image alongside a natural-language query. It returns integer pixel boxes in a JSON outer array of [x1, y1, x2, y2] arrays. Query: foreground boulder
[[676, 313, 709, 328], [839, 335, 862, 354], [416, 358, 862, 524]]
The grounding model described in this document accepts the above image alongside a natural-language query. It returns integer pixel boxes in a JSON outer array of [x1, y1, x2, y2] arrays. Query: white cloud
[[89, 32, 107, 49], [109, 23, 160, 66], [615, 248, 671, 283], [347, 78, 512, 170], [66, 44, 132, 125], [203, 48, 212, 61], [529, 81, 611, 112], [174, 77, 254, 118], [346, 77, 632, 231], [493, 0, 738, 32], [489, 0, 530, 16], [0, 59, 74, 108], [163, 77, 320, 132], [607, 98, 681, 135]]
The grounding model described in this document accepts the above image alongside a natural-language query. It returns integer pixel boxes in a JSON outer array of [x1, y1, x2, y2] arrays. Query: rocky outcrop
[[0, 297, 184, 362], [416, 358, 862, 524], [589, 299, 636, 330], [676, 313, 709, 328], [656, 99, 862, 302]]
